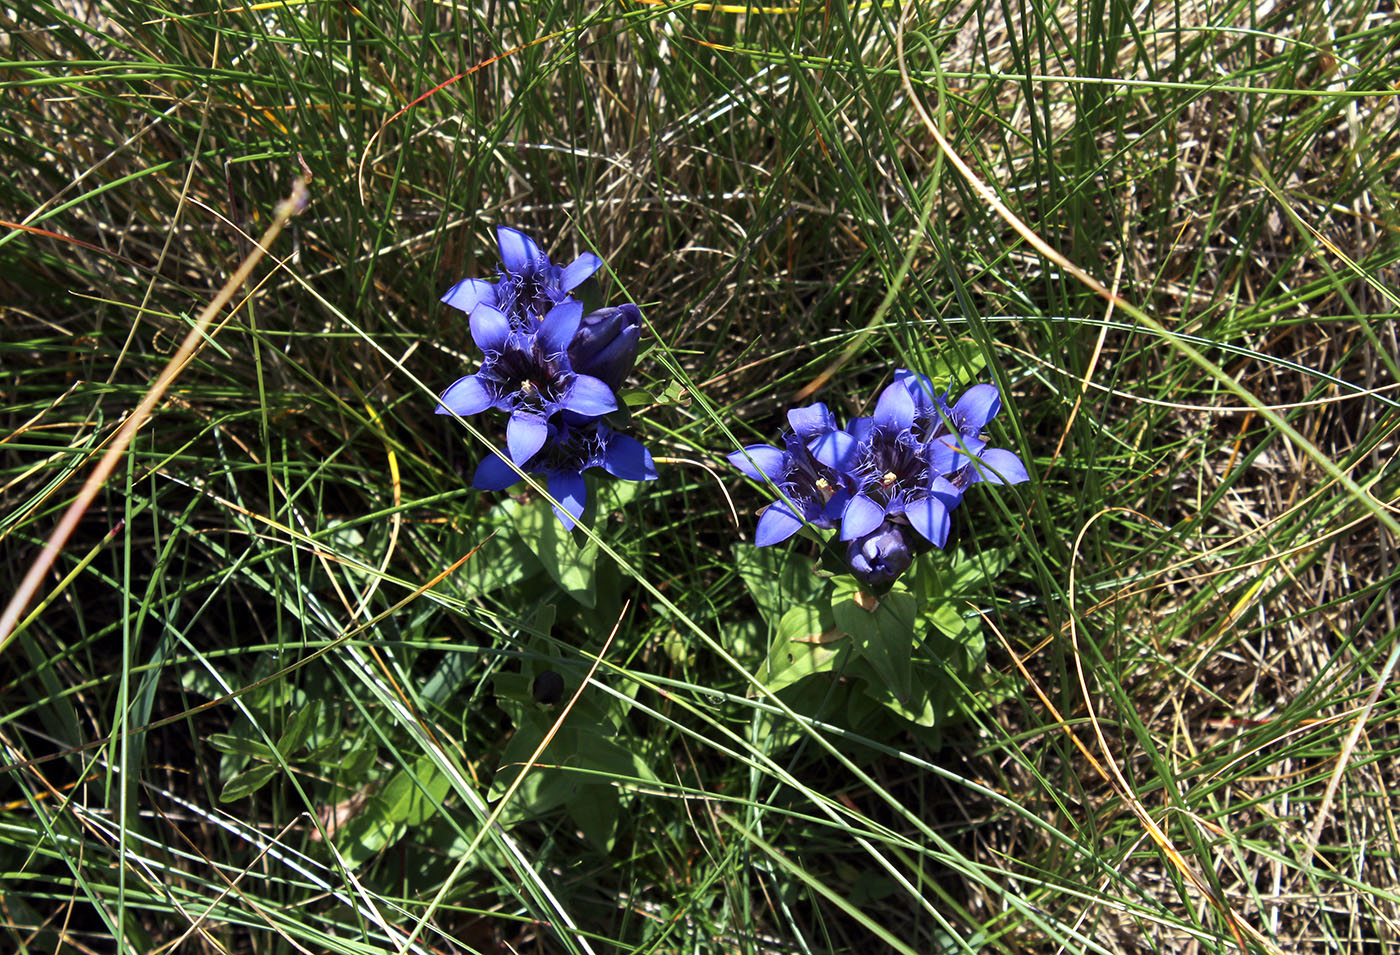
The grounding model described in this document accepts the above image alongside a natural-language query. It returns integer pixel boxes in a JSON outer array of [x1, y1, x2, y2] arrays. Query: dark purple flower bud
[[846, 521, 917, 589], [568, 304, 642, 391]]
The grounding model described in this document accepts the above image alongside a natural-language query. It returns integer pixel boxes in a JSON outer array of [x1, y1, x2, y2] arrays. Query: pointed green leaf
[[832, 589, 917, 703], [207, 732, 275, 761], [219, 763, 279, 803], [455, 500, 541, 600], [515, 498, 598, 606], [733, 544, 823, 628], [759, 603, 844, 693], [334, 754, 452, 868], [275, 699, 319, 757]]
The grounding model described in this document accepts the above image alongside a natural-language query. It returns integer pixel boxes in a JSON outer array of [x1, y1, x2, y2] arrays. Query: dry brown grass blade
[[1302, 643, 1400, 867], [0, 178, 309, 650]]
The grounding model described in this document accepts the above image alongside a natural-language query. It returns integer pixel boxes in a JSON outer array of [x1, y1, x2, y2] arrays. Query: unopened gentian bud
[[847, 521, 917, 589], [568, 304, 642, 392]]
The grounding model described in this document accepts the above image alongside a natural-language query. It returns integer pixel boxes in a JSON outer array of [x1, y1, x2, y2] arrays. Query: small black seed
[[532, 670, 565, 704]]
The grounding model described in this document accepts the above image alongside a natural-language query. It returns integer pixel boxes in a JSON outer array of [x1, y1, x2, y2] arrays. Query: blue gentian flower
[[726, 404, 854, 546], [931, 432, 1031, 489], [847, 521, 918, 589], [727, 369, 1030, 588], [895, 369, 1001, 443], [568, 304, 643, 392], [472, 420, 657, 529], [910, 374, 1028, 489], [811, 381, 963, 549], [441, 225, 603, 324], [434, 299, 617, 466]]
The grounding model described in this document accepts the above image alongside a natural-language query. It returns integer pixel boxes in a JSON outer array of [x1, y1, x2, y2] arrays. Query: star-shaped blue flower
[[810, 381, 963, 549], [727, 404, 854, 547], [440, 226, 603, 324], [894, 369, 1002, 443], [472, 420, 658, 529], [434, 299, 617, 466], [726, 368, 1031, 587]]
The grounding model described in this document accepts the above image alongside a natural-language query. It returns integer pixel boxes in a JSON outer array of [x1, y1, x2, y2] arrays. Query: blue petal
[[928, 435, 960, 475], [602, 434, 658, 481], [506, 412, 550, 465], [473, 450, 522, 491], [497, 225, 543, 273], [932, 434, 987, 473], [974, 447, 1029, 485], [436, 375, 493, 416], [547, 471, 587, 529], [787, 402, 836, 443], [469, 304, 511, 353], [840, 494, 886, 541], [895, 368, 937, 399], [755, 501, 803, 546], [952, 384, 1001, 431], [873, 380, 916, 432], [907, 495, 951, 548], [560, 252, 603, 291], [845, 416, 874, 444], [823, 487, 851, 525], [561, 374, 617, 418], [727, 444, 787, 482], [538, 299, 584, 355], [811, 429, 859, 472], [929, 475, 963, 508], [441, 277, 496, 315]]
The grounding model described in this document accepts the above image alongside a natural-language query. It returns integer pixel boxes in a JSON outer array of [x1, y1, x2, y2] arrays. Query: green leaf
[[732, 544, 824, 628], [831, 588, 917, 703], [418, 650, 476, 709], [759, 603, 844, 693], [206, 732, 275, 762], [490, 676, 657, 847], [180, 667, 224, 701], [918, 339, 988, 395], [338, 737, 377, 780], [455, 500, 542, 600], [219, 763, 279, 803], [571, 782, 621, 850], [515, 498, 598, 606], [949, 544, 1016, 592], [927, 601, 977, 642], [275, 700, 320, 758], [659, 379, 690, 406], [845, 656, 940, 728], [334, 754, 451, 868], [618, 386, 655, 406]]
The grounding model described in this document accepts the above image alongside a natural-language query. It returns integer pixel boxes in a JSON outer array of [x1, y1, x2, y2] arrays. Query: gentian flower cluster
[[728, 370, 1029, 589], [436, 226, 655, 528]]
